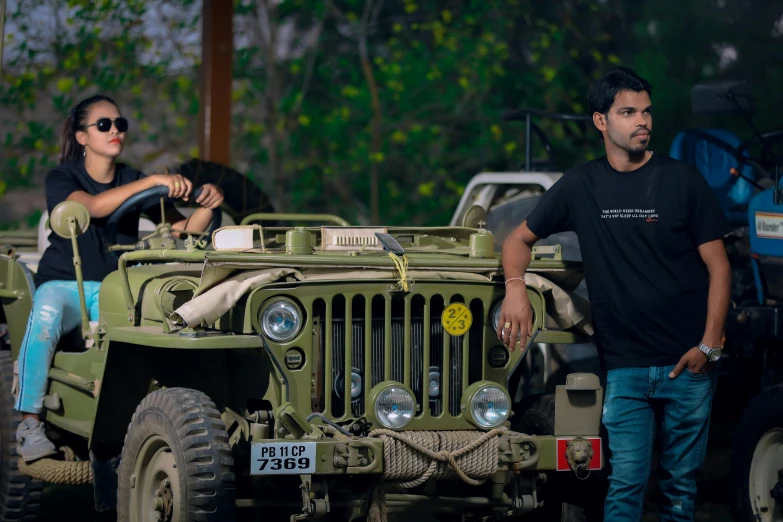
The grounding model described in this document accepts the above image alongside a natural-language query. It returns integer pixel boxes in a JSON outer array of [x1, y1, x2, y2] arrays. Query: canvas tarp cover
[[171, 267, 592, 337]]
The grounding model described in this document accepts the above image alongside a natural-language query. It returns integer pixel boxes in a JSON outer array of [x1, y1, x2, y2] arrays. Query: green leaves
[[0, 0, 201, 229], [56, 78, 74, 93], [2, 0, 782, 231]]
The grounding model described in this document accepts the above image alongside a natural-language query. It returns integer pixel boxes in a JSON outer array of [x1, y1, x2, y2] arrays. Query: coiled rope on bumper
[[371, 428, 505, 487], [367, 428, 507, 522], [18, 446, 93, 485]]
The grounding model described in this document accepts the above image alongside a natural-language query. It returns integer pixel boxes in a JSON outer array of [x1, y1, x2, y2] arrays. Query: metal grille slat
[[352, 299, 365, 416], [324, 301, 333, 416], [469, 300, 485, 385], [363, 298, 372, 414], [391, 319, 404, 382], [411, 316, 425, 415], [449, 335, 463, 416], [442, 324, 451, 418], [384, 297, 391, 380], [430, 315, 444, 417], [403, 297, 411, 387], [420, 298, 430, 418], [372, 316, 385, 387], [344, 297, 353, 418], [462, 327, 470, 399]]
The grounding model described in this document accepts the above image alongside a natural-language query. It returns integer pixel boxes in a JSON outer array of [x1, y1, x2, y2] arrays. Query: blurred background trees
[[1, 0, 781, 228]]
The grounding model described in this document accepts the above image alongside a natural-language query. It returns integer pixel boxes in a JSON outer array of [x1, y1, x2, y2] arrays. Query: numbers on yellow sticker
[[441, 303, 473, 336]]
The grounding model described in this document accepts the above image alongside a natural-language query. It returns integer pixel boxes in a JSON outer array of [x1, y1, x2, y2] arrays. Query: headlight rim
[[367, 381, 417, 431], [461, 381, 511, 430], [490, 299, 503, 331], [490, 297, 536, 337], [258, 296, 304, 343]]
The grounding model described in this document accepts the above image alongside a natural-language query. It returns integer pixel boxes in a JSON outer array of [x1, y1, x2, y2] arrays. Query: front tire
[[117, 388, 235, 522], [0, 350, 43, 521], [732, 385, 783, 522]]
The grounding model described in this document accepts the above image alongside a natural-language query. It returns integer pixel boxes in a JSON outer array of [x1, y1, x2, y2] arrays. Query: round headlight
[[372, 384, 415, 430], [462, 382, 511, 429], [491, 299, 527, 338], [260, 299, 303, 342]]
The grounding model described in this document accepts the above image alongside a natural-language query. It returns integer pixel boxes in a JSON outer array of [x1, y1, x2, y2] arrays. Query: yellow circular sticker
[[441, 303, 473, 336]]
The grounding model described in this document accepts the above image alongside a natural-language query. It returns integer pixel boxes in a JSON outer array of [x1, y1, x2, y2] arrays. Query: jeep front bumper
[[249, 430, 602, 480]]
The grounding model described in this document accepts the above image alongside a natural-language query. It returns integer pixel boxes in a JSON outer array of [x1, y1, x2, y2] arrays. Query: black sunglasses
[[83, 117, 129, 133]]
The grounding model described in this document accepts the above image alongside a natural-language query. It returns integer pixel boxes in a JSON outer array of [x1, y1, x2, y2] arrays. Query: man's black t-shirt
[[525, 152, 732, 371], [34, 160, 168, 288]]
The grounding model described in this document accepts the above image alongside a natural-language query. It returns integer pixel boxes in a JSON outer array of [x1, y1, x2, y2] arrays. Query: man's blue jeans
[[602, 364, 717, 521]]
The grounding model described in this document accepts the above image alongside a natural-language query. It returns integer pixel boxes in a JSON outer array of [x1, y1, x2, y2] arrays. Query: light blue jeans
[[15, 280, 101, 414], [602, 365, 717, 521]]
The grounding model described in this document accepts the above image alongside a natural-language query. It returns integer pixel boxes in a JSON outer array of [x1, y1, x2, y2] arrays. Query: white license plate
[[250, 442, 316, 475]]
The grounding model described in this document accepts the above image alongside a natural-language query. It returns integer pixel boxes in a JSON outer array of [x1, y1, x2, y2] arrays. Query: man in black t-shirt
[[497, 67, 732, 521]]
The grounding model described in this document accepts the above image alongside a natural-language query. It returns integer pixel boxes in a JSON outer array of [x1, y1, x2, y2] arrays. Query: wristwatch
[[698, 342, 723, 362]]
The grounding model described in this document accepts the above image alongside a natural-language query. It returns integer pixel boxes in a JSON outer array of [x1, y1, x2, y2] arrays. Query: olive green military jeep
[[0, 186, 603, 522]]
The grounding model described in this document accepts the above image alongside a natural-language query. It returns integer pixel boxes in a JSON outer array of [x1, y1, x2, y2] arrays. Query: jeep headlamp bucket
[[491, 300, 503, 331], [462, 381, 511, 429], [368, 382, 416, 430], [491, 299, 527, 339], [260, 298, 303, 342]]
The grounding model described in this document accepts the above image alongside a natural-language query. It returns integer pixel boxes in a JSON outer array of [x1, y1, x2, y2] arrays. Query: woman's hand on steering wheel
[[194, 183, 224, 210], [104, 183, 223, 247], [150, 173, 193, 201]]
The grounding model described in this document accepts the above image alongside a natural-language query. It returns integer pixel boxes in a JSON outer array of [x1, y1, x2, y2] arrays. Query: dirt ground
[[33, 388, 740, 522]]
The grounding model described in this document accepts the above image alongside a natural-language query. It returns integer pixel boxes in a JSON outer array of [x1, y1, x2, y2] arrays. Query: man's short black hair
[[588, 67, 652, 115]]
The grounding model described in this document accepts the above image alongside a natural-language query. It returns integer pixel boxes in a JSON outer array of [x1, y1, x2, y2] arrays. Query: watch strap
[[698, 342, 721, 361]]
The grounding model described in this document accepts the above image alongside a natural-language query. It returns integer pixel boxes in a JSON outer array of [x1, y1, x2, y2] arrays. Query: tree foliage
[[1, 0, 781, 229]]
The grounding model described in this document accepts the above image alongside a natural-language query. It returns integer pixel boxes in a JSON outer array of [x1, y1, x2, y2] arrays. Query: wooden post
[[198, 0, 233, 165]]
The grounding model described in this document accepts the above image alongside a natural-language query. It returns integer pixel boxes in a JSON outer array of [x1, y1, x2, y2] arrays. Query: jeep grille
[[312, 292, 486, 422]]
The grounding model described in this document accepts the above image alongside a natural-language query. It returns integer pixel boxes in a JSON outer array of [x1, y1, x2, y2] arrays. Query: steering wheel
[[104, 185, 223, 247]]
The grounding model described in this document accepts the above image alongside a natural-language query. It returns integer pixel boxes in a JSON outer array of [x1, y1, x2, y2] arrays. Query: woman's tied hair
[[60, 94, 120, 164]]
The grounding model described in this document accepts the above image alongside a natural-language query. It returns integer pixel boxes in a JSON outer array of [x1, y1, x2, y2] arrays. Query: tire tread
[[117, 387, 235, 522], [731, 385, 783, 522], [0, 351, 43, 522]]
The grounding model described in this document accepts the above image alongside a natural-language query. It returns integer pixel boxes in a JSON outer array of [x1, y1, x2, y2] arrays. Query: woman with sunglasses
[[14, 94, 225, 461]]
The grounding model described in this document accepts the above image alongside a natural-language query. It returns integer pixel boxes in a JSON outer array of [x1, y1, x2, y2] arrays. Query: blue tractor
[[669, 80, 783, 522]]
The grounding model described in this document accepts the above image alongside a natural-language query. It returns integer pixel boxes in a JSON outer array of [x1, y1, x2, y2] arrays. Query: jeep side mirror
[[50, 201, 90, 239], [49, 201, 93, 339]]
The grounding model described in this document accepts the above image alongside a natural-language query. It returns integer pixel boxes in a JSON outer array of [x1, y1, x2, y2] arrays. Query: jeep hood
[[170, 265, 593, 338]]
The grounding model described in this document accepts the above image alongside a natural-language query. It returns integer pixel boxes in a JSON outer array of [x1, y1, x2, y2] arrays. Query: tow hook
[[565, 436, 593, 480], [333, 441, 380, 473], [501, 433, 540, 473], [771, 470, 783, 504]]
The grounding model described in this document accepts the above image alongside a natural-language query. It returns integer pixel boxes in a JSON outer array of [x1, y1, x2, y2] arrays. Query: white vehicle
[[449, 171, 562, 228]]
